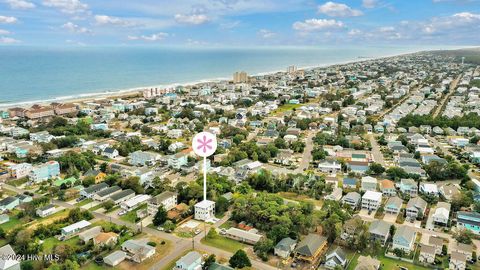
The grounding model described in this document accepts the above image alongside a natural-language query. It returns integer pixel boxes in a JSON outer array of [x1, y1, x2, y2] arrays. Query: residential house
[[347, 161, 369, 174], [274, 237, 297, 259], [392, 226, 416, 252], [385, 196, 403, 215], [120, 194, 151, 211], [419, 245, 436, 264], [79, 226, 102, 243], [457, 211, 480, 235], [168, 152, 188, 169], [0, 197, 19, 212], [174, 251, 202, 270], [61, 220, 91, 237], [102, 147, 119, 159], [361, 176, 378, 192], [80, 183, 109, 199], [318, 160, 342, 174], [342, 177, 357, 189], [104, 251, 126, 267], [361, 191, 382, 211], [379, 179, 396, 197], [420, 183, 439, 196], [8, 163, 32, 179], [194, 198, 215, 221], [0, 215, 9, 225], [121, 239, 156, 263], [36, 204, 57, 217], [109, 189, 135, 205], [449, 251, 467, 270], [129, 151, 161, 166], [455, 242, 473, 261], [148, 191, 178, 215], [294, 234, 328, 263], [93, 232, 119, 247], [433, 202, 451, 226], [428, 236, 444, 255], [406, 197, 427, 220], [83, 169, 107, 183], [325, 188, 343, 201], [224, 228, 263, 245], [369, 220, 390, 245], [342, 192, 361, 209], [325, 247, 347, 269], [28, 161, 60, 183], [93, 186, 121, 202], [400, 178, 418, 197], [0, 244, 20, 270]]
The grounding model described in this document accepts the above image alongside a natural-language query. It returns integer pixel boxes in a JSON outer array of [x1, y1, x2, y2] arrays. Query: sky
[[0, 0, 479, 46]]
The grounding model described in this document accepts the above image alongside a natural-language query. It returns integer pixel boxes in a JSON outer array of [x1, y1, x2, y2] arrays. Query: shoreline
[[0, 47, 446, 110]]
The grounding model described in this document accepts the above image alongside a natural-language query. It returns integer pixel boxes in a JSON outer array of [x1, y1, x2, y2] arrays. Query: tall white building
[[361, 191, 382, 210], [194, 200, 215, 221]]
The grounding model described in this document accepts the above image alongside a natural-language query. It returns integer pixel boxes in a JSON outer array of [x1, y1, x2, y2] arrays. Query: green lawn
[[42, 236, 81, 253], [347, 252, 433, 270], [81, 262, 116, 270], [8, 177, 28, 187], [271, 103, 302, 115], [76, 198, 93, 207], [200, 235, 246, 254], [120, 204, 147, 223], [0, 216, 22, 231]]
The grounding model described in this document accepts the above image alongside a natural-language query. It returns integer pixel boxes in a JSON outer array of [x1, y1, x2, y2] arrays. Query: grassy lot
[[25, 209, 69, 230], [76, 198, 94, 207], [277, 192, 323, 208], [219, 220, 235, 229], [0, 216, 22, 231], [200, 235, 246, 254], [42, 236, 81, 253], [82, 262, 116, 270], [347, 252, 432, 270], [8, 177, 28, 187], [120, 204, 147, 223], [271, 103, 302, 115]]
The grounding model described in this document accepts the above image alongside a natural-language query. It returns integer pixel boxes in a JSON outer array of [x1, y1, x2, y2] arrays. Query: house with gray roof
[[392, 226, 416, 252], [325, 247, 347, 269], [121, 238, 156, 263], [93, 186, 121, 202], [419, 244, 436, 264], [406, 197, 427, 220], [274, 237, 297, 259], [0, 244, 20, 270], [174, 251, 202, 270], [342, 192, 361, 209], [104, 250, 126, 267], [294, 234, 328, 263], [369, 220, 390, 245], [385, 196, 403, 215], [109, 189, 135, 205]]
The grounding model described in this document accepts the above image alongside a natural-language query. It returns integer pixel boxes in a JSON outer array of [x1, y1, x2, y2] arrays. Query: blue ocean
[[0, 45, 457, 106]]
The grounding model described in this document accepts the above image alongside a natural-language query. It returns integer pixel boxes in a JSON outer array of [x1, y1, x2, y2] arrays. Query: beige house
[[419, 245, 436, 264], [428, 236, 444, 255], [449, 251, 467, 270]]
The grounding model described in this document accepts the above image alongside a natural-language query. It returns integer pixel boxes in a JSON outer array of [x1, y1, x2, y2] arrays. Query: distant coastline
[[0, 46, 464, 110]]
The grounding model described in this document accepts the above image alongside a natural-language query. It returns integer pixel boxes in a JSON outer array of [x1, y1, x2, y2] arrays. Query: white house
[[433, 202, 451, 226], [147, 191, 177, 215], [194, 200, 215, 221], [361, 191, 382, 211]]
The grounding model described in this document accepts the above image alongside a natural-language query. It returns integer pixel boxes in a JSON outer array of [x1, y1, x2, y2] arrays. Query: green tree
[[152, 206, 167, 226], [203, 254, 216, 270], [229, 250, 252, 269], [254, 238, 274, 261]]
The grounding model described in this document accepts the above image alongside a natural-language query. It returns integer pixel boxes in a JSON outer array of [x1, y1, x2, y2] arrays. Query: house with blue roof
[[342, 178, 357, 189], [457, 211, 480, 235]]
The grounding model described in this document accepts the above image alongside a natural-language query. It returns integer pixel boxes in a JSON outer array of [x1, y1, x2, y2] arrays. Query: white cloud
[[348, 29, 362, 36], [293, 18, 344, 32], [128, 32, 168, 41], [94, 15, 137, 27], [0, 29, 10, 35], [258, 29, 276, 38], [66, 39, 86, 46], [362, 0, 378, 8], [62, 22, 91, 34], [318, 2, 363, 17], [42, 0, 88, 14], [379, 26, 395, 32], [0, 36, 19, 43], [421, 12, 480, 34], [174, 14, 209, 25], [0, 15, 17, 24], [4, 0, 35, 9]]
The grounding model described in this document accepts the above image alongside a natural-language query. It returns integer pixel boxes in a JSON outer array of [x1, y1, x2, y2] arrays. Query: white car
[[118, 210, 127, 216]]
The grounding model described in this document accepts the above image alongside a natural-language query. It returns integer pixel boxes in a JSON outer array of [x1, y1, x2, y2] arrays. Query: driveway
[[383, 213, 398, 223]]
